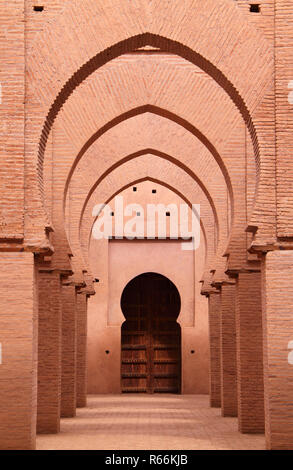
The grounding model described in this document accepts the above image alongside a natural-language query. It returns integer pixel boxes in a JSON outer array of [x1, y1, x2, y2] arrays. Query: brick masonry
[[76, 293, 88, 408], [235, 272, 264, 433], [61, 285, 77, 418], [208, 293, 221, 408], [0, 253, 37, 450], [0, 0, 293, 451], [262, 252, 293, 449], [37, 269, 62, 433], [220, 285, 238, 418]]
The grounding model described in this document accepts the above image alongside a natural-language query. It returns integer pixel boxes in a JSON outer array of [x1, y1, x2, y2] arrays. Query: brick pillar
[[0, 253, 37, 450], [208, 293, 221, 407], [235, 272, 264, 433], [37, 269, 62, 433], [262, 251, 293, 449], [76, 293, 88, 408], [220, 284, 237, 417], [61, 285, 77, 417]]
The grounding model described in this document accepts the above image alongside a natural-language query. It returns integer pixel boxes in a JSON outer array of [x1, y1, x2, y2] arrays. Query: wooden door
[[121, 273, 181, 393]]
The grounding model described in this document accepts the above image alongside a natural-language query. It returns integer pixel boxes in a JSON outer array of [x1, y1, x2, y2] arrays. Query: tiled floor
[[36, 395, 266, 450]]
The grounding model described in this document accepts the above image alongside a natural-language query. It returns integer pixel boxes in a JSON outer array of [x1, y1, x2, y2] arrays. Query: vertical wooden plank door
[[121, 272, 181, 393]]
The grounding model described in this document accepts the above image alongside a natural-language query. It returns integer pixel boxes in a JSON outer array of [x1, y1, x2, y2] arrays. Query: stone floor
[[36, 394, 266, 450]]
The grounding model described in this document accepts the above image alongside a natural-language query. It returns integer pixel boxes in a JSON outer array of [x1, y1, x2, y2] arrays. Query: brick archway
[[38, 33, 263, 195]]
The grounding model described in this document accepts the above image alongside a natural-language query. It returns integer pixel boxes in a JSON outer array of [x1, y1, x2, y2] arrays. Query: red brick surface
[[0, 1, 25, 240], [236, 272, 264, 433], [61, 286, 77, 418], [0, 253, 37, 450], [208, 293, 221, 408], [275, 1, 293, 237], [220, 285, 238, 417], [76, 294, 88, 408], [262, 252, 293, 449], [1, 0, 293, 451], [37, 269, 62, 433]]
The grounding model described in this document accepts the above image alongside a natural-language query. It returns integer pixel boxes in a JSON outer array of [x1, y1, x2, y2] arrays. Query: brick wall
[[0, 1, 25, 240]]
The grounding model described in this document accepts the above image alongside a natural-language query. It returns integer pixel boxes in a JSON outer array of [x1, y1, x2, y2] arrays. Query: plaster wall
[[87, 238, 208, 394]]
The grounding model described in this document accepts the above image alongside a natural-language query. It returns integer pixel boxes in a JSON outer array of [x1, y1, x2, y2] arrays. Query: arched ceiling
[[65, 154, 229, 290], [25, 0, 275, 288], [23, 0, 274, 249]]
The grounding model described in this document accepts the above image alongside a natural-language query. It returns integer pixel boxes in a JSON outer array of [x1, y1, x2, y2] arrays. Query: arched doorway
[[121, 272, 181, 394]]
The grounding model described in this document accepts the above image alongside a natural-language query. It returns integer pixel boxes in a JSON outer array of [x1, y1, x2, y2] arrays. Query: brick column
[[235, 272, 264, 433], [61, 285, 77, 417], [208, 293, 221, 407], [76, 293, 88, 408], [220, 284, 237, 417], [0, 253, 37, 450], [262, 251, 293, 449], [37, 269, 62, 433]]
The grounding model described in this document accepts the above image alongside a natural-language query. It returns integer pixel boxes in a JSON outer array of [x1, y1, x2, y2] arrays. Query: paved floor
[[36, 395, 266, 450]]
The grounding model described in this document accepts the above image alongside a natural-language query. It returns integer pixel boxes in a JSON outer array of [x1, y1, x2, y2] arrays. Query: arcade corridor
[[2, 0, 293, 452]]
